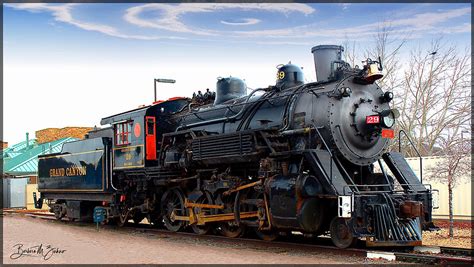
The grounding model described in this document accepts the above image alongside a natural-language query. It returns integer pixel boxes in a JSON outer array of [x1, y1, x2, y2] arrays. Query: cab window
[[115, 122, 132, 145], [147, 118, 155, 135]]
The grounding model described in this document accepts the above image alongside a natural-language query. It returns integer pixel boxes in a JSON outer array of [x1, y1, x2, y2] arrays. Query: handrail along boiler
[[35, 44, 438, 248]]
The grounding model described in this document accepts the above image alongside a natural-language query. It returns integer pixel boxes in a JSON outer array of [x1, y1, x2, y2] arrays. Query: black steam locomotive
[[35, 45, 437, 248]]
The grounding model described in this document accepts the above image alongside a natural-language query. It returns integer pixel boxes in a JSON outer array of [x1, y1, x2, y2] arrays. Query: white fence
[[405, 156, 472, 221]]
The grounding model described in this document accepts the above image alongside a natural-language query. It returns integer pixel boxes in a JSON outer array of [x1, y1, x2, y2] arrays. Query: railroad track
[[440, 246, 474, 257], [4, 209, 473, 264], [123, 225, 473, 264]]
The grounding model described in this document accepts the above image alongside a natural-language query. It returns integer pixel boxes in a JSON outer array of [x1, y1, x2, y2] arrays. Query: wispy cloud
[[436, 23, 472, 34], [221, 18, 261, 26], [386, 7, 471, 30], [6, 3, 185, 40], [340, 3, 351, 10], [231, 6, 471, 39], [5, 3, 470, 43], [122, 3, 469, 40], [124, 3, 315, 36]]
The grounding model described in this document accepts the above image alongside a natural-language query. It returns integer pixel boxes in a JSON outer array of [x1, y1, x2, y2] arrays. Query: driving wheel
[[191, 191, 213, 235], [161, 188, 186, 232], [216, 194, 245, 238]]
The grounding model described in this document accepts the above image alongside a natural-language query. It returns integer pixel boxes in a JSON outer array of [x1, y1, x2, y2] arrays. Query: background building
[[405, 156, 472, 221], [2, 127, 91, 208]]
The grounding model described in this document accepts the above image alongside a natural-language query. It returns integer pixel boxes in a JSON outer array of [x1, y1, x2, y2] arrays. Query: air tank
[[311, 45, 344, 83], [214, 77, 247, 105]]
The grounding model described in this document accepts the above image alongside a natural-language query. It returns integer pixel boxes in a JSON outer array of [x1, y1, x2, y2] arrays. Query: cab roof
[[100, 97, 187, 126]]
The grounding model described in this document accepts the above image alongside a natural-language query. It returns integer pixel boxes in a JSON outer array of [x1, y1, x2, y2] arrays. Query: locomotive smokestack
[[311, 45, 344, 83]]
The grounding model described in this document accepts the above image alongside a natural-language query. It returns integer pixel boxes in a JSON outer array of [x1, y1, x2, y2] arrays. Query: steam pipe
[[176, 87, 268, 131], [108, 141, 118, 191]]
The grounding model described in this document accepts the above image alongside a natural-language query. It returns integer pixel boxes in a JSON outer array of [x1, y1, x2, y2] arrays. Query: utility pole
[[154, 78, 176, 102]]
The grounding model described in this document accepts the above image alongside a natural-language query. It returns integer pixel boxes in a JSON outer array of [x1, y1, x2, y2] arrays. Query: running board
[[382, 152, 427, 192]]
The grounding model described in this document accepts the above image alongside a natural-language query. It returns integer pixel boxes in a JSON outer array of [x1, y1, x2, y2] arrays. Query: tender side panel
[[38, 138, 109, 192]]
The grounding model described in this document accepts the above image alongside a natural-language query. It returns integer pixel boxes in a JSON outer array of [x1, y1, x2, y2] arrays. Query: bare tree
[[427, 132, 471, 238], [395, 39, 471, 157], [343, 24, 406, 93], [363, 24, 407, 94], [342, 38, 358, 68]]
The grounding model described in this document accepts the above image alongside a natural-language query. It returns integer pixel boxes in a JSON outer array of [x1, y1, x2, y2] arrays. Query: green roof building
[[2, 137, 77, 177]]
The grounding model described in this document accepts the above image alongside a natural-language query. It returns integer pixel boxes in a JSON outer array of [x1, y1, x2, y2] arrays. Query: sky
[[3, 3, 471, 144]]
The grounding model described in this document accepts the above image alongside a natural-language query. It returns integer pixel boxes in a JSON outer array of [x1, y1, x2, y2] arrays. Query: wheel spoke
[[191, 192, 212, 235], [161, 189, 185, 232]]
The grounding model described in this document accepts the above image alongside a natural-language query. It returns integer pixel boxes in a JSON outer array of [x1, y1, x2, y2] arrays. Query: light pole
[[154, 78, 176, 102]]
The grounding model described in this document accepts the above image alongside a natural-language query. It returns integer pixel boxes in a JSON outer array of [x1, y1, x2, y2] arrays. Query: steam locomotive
[[35, 45, 437, 248]]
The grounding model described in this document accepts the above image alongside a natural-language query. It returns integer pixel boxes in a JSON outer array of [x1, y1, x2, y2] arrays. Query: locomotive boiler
[[35, 45, 437, 248]]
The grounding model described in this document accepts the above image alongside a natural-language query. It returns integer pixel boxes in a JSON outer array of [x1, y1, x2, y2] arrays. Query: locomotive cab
[[101, 107, 148, 169], [100, 97, 189, 169]]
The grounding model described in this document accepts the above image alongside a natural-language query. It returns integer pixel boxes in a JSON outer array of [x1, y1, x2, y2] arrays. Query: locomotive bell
[[275, 63, 304, 90], [359, 57, 384, 84], [214, 77, 247, 105]]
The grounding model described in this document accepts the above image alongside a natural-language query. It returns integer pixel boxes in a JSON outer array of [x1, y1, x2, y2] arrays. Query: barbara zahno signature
[[10, 243, 66, 260]]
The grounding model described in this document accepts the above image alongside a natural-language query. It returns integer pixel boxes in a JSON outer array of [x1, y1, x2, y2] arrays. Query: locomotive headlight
[[382, 114, 395, 128], [380, 109, 399, 128]]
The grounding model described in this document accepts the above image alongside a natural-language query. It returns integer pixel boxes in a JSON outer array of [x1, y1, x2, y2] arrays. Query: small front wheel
[[330, 217, 357, 248]]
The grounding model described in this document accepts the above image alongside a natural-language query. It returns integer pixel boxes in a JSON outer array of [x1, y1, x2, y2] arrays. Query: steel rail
[[5, 210, 473, 264]]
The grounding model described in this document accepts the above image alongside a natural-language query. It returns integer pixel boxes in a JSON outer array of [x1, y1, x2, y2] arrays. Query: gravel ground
[[3, 214, 382, 264], [422, 227, 472, 249]]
